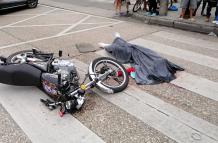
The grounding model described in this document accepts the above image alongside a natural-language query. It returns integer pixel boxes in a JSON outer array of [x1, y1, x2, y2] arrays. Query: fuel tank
[[0, 64, 41, 86]]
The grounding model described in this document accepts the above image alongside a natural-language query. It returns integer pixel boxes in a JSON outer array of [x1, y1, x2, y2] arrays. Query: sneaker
[[212, 20, 217, 24], [150, 13, 157, 17], [212, 16, 218, 23], [145, 12, 151, 16], [189, 18, 195, 22]]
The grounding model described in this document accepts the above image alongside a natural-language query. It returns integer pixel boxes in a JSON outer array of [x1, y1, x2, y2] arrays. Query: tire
[[133, 0, 143, 12], [27, 0, 38, 8], [89, 57, 129, 93], [7, 50, 33, 64]]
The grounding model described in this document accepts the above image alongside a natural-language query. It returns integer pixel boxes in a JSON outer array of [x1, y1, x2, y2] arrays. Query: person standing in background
[[179, 0, 197, 21], [205, 0, 217, 22], [145, 0, 158, 16], [114, 0, 122, 15], [114, 0, 131, 16], [212, 0, 218, 24]]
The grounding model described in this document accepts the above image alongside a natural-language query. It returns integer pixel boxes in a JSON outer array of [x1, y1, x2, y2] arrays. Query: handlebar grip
[[58, 74, 61, 85]]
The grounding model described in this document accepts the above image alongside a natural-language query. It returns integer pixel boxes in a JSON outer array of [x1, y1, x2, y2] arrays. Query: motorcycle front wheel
[[89, 57, 129, 93]]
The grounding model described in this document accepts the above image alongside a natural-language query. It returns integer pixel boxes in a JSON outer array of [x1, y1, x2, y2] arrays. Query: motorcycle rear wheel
[[7, 50, 33, 64]]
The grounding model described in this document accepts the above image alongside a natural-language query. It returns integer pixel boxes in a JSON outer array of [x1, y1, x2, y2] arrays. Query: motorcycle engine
[[42, 59, 79, 96]]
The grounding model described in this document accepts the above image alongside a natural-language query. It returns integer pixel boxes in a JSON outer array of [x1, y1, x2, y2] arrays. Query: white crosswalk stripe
[[151, 31, 218, 51]]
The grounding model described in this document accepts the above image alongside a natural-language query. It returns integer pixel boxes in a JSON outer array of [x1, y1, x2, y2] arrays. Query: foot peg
[[40, 99, 57, 110]]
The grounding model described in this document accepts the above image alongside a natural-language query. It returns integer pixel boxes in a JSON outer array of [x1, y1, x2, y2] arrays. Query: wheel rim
[[93, 59, 127, 88], [10, 52, 33, 63], [28, 0, 37, 7]]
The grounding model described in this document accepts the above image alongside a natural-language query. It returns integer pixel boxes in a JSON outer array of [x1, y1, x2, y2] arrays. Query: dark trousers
[[206, 0, 217, 17], [216, 1, 218, 16], [148, 0, 157, 13]]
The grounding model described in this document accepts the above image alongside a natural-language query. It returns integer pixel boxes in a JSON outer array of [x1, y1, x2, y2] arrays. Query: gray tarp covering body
[[104, 37, 184, 84]]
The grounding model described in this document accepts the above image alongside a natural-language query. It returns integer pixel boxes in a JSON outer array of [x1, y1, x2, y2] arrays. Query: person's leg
[[180, 0, 189, 18], [114, 0, 122, 14], [189, 8, 194, 19], [206, 1, 212, 21], [118, 0, 122, 13], [149, 0, 156, 14], [148, 0, 153, 13], [213, 0, 218, 23], [215, 1, 218, 17], [126, 0, 130, 14], [153, 0, 157, 13], [189, 0, 197, 20], [179, 9, 186, 18]]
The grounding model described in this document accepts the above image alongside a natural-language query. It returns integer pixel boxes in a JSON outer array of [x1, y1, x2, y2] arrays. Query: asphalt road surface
[[0, 1, 218, 143]]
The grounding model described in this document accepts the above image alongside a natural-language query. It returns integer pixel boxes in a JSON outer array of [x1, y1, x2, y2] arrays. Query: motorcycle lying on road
[[0, 49, 129, 116]]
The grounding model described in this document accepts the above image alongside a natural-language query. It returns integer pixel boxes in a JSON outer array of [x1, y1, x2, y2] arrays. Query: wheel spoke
[[113, 77, 123, 84]]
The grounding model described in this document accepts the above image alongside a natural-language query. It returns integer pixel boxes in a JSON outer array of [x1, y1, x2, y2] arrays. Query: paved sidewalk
[[131, 1, 218, 35]]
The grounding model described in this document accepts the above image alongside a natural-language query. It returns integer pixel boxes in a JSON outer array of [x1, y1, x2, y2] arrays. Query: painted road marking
[[0, 5, 123, 50], [0, 84, 105, 143], [71, 58, 218, 143], [56, 15, 91, 36], [7, 24, 72, 28], [0, 21, 123, 50], [172, 72, 218, 101], [41, 4, 121, 23], [0, 8, 58, 30], [152, 31, 218, 51], [130, 38, 218, 70]]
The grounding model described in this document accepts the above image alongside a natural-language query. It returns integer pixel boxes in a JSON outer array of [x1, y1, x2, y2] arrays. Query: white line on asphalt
[[40, 4, 121, 23], [0, 21, 123, 50], [65, 21, 123, 35], [56, 15, 91, 36], [7, 24, 72, 28], [172, 72, 218, 101], [71, 58, 218, 143], [2, 14, 40, 16], [96, 49, 218, 104], [81, 22, 115, 25], [0, 84, 105, 143], [130, 38, 218, 70], [152, 31, 218, 51], [0, 8, 58, 30]]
